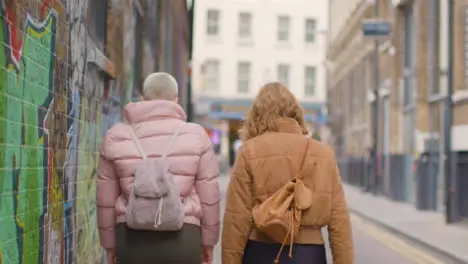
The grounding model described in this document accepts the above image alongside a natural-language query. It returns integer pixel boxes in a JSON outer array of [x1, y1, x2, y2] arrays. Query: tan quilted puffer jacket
[[222, 118, 354, 264]]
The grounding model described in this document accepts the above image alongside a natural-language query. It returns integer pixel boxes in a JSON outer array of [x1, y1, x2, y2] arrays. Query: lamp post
[[371, 0, 380, 195], [444, 0, 455, 223]]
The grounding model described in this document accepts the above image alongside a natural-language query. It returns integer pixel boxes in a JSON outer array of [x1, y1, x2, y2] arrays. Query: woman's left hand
[[107, 248, 116, 264], [202, 246, 213, 264]]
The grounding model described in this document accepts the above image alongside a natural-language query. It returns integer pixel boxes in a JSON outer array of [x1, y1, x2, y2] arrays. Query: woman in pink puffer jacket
[[96, 72, 221, 264]]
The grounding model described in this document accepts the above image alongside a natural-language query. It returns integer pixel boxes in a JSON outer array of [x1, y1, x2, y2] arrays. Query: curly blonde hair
[[239, 82, 309, 140]]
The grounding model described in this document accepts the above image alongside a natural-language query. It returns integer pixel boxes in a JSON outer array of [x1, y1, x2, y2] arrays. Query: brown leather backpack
[[252, 139, 313, 263]]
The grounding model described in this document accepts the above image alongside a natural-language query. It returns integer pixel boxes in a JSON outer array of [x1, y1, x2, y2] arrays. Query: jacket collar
[[276, 118, 304, 134], [123, 100, 187, 124]]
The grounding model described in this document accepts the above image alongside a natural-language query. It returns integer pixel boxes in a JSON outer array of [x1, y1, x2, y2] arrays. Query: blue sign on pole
[[362, 19, 392, 37]]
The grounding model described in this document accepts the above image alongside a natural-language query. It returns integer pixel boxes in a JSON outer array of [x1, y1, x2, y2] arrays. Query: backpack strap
[[296, 138, 310, 180], [161, 123, 185, 160], [129, 126, 148, 160], [128, 123, 184, 160]]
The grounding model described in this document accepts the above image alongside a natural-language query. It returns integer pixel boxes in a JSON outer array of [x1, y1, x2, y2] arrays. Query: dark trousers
[[242, 240, 327, 264], [116, 223, 201, 264]]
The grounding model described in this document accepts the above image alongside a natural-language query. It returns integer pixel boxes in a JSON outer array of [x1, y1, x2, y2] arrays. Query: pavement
[[344, 184, 468, 264], [217, 155, 231, 174], [214, 175, 463, 263]]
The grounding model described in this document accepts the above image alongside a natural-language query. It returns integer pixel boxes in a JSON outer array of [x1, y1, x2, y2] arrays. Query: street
[[348, 215, 449, 264], [214, 176, 449, 264]]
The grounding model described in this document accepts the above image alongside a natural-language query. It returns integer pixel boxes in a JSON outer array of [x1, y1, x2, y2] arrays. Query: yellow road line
[[351, 214, 445, 264]]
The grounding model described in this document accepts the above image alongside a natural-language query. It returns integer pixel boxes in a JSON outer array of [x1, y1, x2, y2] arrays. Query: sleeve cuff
[[201, 223, 220, 246], [99, 228, 116, 249]]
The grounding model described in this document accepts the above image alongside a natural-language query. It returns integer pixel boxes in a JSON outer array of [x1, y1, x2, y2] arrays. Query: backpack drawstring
[[154, 198, 164, 228], [274, 210, 295, 263]]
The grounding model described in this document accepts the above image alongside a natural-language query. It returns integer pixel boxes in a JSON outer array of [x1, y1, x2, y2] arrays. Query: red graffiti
[[3, 0, 54, 65], [41, 0, 53, 16], [4, 7, 22, 64]]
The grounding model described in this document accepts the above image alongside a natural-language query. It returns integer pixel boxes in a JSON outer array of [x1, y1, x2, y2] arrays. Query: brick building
[[0, 0, 190, 263], [327, 0, 468, 222]]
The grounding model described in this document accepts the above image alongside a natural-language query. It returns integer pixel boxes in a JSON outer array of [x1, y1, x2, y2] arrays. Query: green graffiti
[[75, 97, 102, 263], [0, 12, 57, 264], [0, 8, 6, 203], [123, 58, 135, 105]]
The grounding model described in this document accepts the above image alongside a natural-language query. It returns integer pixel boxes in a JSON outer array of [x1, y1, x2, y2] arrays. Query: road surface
[[214, 176, 449, 264]]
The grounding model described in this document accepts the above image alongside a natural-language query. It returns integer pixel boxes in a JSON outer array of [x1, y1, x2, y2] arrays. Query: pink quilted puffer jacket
[[96, 100, 221, 249]]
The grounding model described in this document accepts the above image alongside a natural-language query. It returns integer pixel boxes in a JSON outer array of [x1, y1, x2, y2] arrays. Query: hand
[[202, 246, 214, 264], [107, 248, 116, 264]]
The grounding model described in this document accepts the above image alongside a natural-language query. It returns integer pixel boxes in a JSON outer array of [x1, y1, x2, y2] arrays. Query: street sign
[[362, 19, 392, 38]]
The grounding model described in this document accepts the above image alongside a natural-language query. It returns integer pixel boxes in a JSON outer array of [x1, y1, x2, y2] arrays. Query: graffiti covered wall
[[0, 0, 119, 263]]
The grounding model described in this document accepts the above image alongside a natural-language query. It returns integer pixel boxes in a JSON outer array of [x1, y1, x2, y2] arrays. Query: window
[[277, 64, 290, 87], [277, 16, 290, 41], [238, 12, 252, 39], [207, 10, 220, 36], [237, 62, 251, 93], [403, 5, 416, 105], [87, 0, 108, 50], [305, 18, 316, 43], [304, 66, 316, 96], [204, 60, 220, 91]]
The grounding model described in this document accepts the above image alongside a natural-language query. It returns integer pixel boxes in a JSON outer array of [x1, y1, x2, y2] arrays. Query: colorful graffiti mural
[[0, 7, 57, 264], [0, 1, 119, 263]]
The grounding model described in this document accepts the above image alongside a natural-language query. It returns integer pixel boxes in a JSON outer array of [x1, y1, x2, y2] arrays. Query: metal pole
[[371, 0, 380, 195], [445, 0, 455, 223], [428, 0, 436, 209], [186, 0, 196, 122]]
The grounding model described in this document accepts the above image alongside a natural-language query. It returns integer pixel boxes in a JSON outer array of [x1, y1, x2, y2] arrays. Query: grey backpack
[[125, 123, 185, 231]]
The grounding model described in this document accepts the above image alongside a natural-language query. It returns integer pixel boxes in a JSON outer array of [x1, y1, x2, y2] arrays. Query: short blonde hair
[[239, 82, 308, 140], [142, 72, 178, 100]]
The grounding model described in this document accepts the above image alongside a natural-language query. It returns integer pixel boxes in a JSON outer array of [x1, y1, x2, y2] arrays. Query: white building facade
[[193, 0, 329, 101], [192, 0, 329, 164]]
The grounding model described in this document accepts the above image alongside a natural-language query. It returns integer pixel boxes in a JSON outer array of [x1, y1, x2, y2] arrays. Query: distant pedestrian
[[222, 82, 354, 264], [97, 72, 220, 264]]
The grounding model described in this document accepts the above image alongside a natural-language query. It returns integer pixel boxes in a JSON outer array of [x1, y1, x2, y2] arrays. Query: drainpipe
[[154, 0, 162, 71], [186, 0, 195, 122], [444, 0, 455, 224], [428, 0, 436, 210], [371, 0, 381, 195]]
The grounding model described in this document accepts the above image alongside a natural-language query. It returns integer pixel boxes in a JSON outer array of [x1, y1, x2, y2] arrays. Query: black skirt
[[116, 223, 202, 264], [242, 240, 327, 264]]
